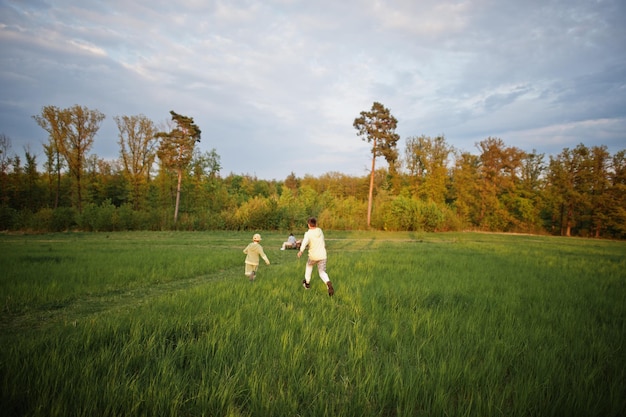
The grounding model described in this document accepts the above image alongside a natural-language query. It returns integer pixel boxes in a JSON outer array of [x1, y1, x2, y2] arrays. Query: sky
[[1, 0, 625, 180]]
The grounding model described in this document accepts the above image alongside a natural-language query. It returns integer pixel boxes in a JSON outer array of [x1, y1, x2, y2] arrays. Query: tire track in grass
[[0, 264, 246, 335]]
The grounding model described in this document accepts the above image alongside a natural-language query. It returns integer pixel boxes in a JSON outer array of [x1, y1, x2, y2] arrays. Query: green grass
[[1, 231, 625, 416]]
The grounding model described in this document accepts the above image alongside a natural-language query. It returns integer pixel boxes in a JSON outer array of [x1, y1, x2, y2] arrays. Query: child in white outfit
[[297, 217, 334, 296]]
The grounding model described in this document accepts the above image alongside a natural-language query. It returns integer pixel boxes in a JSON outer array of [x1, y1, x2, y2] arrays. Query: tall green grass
[[1, 231, 624, 416]]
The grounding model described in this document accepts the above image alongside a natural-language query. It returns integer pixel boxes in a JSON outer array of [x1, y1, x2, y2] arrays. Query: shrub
[[52, 207, 77, 231], [115, 203, 136, 231], [319, 196, 367, 230], [77, 200, 116, 231], [12, 209, 34, 231], [417, 200, 445, 232], [0, 205, 17, 230], [31, 208, 53, 231]]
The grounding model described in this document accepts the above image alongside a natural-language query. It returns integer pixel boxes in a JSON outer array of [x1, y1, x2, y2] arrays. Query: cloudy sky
[[1, 0, 625, 180]]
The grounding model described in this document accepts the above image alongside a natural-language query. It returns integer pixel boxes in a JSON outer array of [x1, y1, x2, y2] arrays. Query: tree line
[[0, 103, 624, 238]]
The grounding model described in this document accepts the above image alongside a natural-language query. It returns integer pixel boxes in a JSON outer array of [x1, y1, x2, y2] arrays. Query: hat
[[253, 233, 262, 241]]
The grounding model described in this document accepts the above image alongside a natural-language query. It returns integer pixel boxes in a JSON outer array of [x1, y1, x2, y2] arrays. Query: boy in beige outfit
[[243, 233, 270, 281]]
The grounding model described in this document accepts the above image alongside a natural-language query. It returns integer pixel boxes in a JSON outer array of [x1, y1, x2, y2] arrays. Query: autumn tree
[[34, 105, 105, 211], [156, 111, 201, 223], [449, 151, 481, 227], [61, 105, 105, 211], [284, 172, 300, 193], [476, 137, 524, 230], [115, 114, 158, 209], [33, 106, 67, 208], [353, 102, 400, 226]]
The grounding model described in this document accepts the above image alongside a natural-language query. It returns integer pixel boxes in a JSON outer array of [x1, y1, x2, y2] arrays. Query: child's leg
[[317, 259, 330, 283], [304, 261, 314, 284], [245, 263, 257, 279], [318, 260, 333, 296]]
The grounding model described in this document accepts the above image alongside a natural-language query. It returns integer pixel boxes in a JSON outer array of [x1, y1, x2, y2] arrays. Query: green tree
[[353, 102, 400, 226], [0, 133, 9, 167], [8, 155, 22, 210], [188, 149, 222, 214], [23, 149, 44, 211], [115, 114, 159, 210], [156, 111, 202, 223], [519, 150, 545, 193], [404, 135, 452, 205], [516, 150, 546, 232], [547, 144, 591, 236], [42, 139, 65, 208], [588, 145, 611, 237], [607, 150, 626, 237], [0, 133, 12, 206], [85, 156, 128, 207]]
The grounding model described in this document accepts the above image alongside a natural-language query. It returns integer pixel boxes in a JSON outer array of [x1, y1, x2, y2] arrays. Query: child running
[[297, 217, 334, 296], [243, 233, 270, 281]]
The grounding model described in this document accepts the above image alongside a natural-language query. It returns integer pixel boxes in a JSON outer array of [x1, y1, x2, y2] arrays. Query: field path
[[1, 264, 244, 335]]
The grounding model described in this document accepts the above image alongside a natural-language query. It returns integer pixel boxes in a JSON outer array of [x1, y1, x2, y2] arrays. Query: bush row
[[0, 196, 458, 233]]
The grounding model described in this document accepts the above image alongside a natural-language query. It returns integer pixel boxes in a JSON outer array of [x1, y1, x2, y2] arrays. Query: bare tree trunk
[[76, 172, 82, 213], [174, 168, 182, 223], [133, 180, 140, 210], [55, 160, 60, 209], [367, 144, 376, 227], [566, 205, 573, 237], [559, 203, 565, 236]]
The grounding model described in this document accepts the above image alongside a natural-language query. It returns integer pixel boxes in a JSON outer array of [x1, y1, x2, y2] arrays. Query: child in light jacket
[[243, 233, 270, 281]]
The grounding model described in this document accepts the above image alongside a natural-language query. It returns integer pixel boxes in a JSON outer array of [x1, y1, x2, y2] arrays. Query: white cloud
[[371, 0, 473, 37], [68, 39, 107, 56], [0, 0, 625, 179]]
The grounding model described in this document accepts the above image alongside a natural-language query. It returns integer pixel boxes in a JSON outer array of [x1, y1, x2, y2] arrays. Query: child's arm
[[298, 234, 309, 257], [260, 247, 270, 265]]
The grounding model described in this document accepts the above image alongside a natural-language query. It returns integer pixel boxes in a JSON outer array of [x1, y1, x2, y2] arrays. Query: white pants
[[304, 258, 329, 283]]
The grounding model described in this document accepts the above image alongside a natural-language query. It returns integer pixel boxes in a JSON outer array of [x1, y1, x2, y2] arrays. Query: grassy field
[[1, 231, 624, 417]]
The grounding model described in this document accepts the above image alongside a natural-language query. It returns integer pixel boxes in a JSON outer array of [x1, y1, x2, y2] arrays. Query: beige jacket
[[243, 242, 269, 265]]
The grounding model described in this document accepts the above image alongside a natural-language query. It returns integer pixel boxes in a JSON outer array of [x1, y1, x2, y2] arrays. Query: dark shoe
[[302, 279, 310, 289], [326, 281, 334, 296], [249, 271, 256, 281]]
